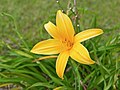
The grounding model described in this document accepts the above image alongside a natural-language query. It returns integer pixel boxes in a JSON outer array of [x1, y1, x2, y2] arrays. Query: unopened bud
[[56, 0, 59, 3], [77, 24, 80, 27]]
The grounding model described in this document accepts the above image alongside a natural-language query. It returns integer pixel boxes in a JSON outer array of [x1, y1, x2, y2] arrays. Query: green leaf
[[13, 49, 33, 58], [27, 82, 54, 89]]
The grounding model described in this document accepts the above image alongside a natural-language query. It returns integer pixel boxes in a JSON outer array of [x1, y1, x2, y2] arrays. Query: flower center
[[62, 39, 74, 50]]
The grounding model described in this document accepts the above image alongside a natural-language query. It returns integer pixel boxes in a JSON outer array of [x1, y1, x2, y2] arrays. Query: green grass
[[0, 0, 120, 90]]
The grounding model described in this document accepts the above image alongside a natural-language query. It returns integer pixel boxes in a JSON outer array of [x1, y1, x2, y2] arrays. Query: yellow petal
[[32, 55, 57, 62], [56, 10, 75, 41], [56, 51, 69, 79], [44, 21, 61, 39], [75, 29, 103, 43], [70, 43, 95, 64], [53, 86, 63, 90], [31, 39, 62, 55]]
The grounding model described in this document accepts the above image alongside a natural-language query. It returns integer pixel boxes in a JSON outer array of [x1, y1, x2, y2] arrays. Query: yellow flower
[[31, 10, 103, 79], [53, 86, 63, 90]]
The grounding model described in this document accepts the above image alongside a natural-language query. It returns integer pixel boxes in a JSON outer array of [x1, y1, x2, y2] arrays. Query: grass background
[[0, 0, 120, 90]]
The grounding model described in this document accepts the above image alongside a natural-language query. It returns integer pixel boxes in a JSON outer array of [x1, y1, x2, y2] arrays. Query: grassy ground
[[0, 0, 120, 90]]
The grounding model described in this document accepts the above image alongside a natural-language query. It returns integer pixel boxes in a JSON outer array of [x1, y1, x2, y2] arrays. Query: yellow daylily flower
[[53, 86, 63, 90], [31, 10, 103, 79]]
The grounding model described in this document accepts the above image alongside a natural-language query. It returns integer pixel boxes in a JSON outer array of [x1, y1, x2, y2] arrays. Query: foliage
[[0, 0, 120, 90]]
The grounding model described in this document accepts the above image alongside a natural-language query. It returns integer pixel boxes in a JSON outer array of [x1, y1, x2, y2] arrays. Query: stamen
[[61, 39, 73, 50]]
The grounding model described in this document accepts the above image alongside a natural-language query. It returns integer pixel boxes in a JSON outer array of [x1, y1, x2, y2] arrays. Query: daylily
[[31, 10, 103, 79]]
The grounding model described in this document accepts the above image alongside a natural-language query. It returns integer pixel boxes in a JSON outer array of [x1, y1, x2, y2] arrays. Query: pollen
[[61, 39, 74, 50]]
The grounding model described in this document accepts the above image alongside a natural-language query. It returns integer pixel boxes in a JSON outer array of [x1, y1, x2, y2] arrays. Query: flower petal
[[33, 55, 57, 62], [56, 51, 69, 79], [70, 43, 95, 64], [56, 10, 75, 41], [75, 29, 103, 43], [53, 86, 63, 90], [44, 21, 61, 39], [31, 39, 62, 55]]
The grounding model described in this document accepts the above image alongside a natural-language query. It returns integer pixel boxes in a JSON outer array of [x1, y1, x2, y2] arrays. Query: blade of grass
[[36, 61, 64, 85], [26, 82, 55, 90], [1, 12, 29, 50]]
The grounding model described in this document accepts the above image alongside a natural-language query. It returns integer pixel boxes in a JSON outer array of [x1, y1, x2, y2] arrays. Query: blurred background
[[0, 0, 120, 55]]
